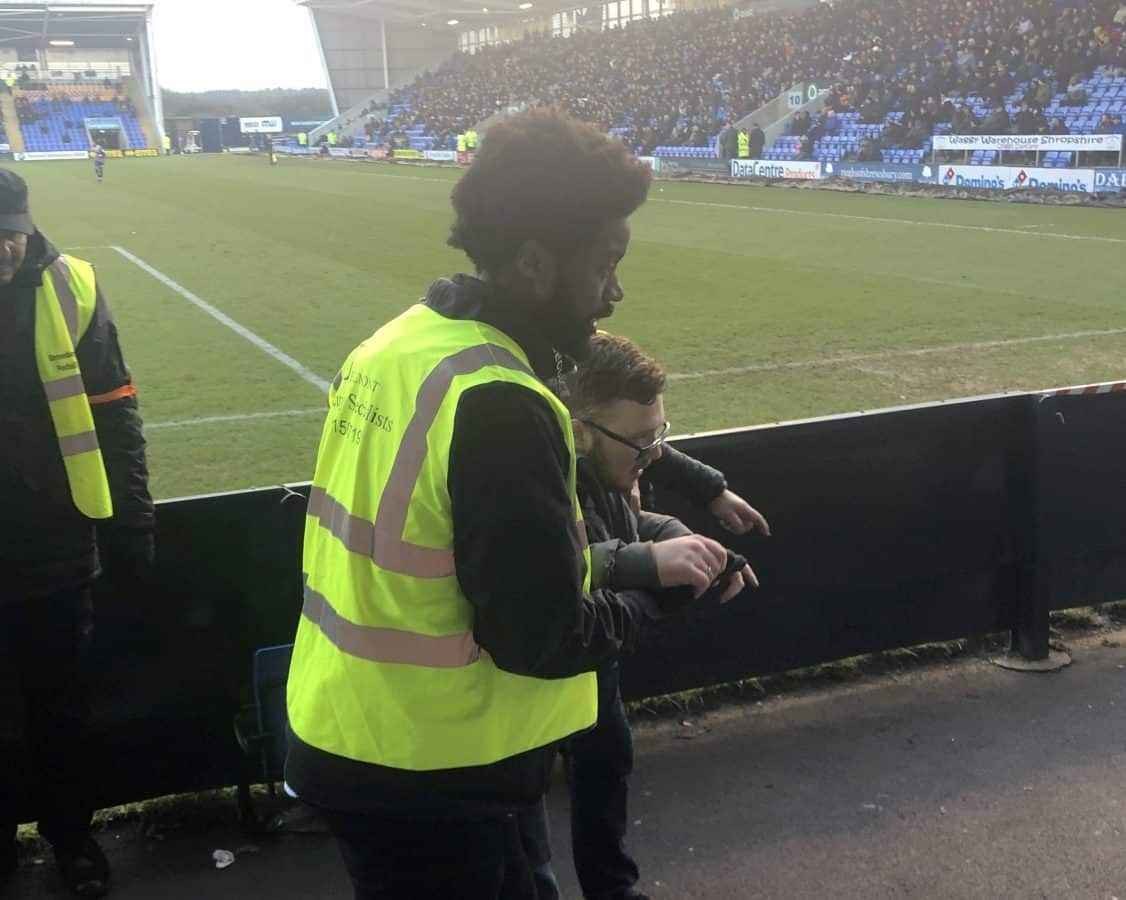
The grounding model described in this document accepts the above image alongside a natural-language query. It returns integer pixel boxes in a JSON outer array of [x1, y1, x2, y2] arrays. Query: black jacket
[[0, 231, 153, 598], [288, 275, 714, 816], [749, 126, 766, 158], [720, 127, 739, 160], [580, 457, 696, 638]]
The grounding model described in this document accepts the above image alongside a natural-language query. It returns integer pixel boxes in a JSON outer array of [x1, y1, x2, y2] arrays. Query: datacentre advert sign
[[1094, 169, 1126, 191], [730, 159, 822, 179]]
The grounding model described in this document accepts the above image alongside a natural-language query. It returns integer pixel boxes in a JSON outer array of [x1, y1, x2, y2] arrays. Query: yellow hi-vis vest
[[34, 256, 113, 520], [738, 131, 750, 158], [466, 129, 478, 150], [289, 304, 597, 771], [298, 132, 308, 146], [457, 133, 467, 152]]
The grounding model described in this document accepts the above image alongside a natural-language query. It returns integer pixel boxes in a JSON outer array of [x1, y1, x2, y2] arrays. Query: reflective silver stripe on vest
[[59, 430, 100, 458], [308, 484, 379, 561], [309, 343, 534, 579], [43, 374, 86, 402], [302, 578, 483, 668], [49, 257, 79, 345]]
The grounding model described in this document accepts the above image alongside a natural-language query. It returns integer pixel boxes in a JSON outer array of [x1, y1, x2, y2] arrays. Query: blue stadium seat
[[234, 643, 294, 827]]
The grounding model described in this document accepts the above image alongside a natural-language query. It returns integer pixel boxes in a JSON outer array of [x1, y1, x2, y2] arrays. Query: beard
[[540, 275, 600, 362], [552, 317, 595, 362]]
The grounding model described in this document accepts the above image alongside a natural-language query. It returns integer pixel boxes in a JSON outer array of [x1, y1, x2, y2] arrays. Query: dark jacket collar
[[3, 230, 60, 293], [423, 274, 557, 381], [577, 456, 638, 545]]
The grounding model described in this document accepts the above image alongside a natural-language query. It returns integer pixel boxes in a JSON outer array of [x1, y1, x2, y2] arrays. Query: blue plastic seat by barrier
[[234, 643, 295, 829]]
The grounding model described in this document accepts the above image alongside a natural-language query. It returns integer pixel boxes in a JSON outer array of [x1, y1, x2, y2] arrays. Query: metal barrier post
[[996, 393, 1070, 672]]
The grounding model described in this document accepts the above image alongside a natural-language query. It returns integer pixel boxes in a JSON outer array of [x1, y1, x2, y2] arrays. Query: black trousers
[[519, 662, 639, 900], [0, 586, 95, 850], [323, 807, 537, 900], [569, 662, 638, 900], [517, 797, 560, 900]]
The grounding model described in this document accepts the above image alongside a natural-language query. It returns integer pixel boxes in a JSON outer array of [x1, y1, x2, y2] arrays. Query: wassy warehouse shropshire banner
[[932, 134, 1122, 153]]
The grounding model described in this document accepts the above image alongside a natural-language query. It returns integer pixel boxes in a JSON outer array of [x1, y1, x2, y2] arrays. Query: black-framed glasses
[[581, 419, 671, 460]]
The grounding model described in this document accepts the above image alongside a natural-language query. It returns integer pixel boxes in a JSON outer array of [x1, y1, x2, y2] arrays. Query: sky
[[152, 0, 328, 92]]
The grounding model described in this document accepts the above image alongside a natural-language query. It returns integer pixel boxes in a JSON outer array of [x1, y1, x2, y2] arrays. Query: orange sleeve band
[[88, 383, 138, 405]]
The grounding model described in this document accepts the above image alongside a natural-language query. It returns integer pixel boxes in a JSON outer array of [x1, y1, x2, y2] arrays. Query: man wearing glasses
[[522, 333, 758, 900]]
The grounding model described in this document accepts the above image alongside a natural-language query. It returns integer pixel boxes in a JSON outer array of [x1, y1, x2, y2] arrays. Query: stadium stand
[[764, 68, 1126, 165], [12, 84, 148, 153], [363, 0, 1124, 164]]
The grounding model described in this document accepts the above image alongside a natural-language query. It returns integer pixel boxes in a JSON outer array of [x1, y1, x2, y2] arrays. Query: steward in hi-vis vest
[[286, 107, 655, 897], [0, 166, 153, 898]]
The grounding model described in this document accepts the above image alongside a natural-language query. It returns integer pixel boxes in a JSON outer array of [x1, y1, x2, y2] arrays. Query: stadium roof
[[0, 2, 151, 45], [297, 0, 578, 29]]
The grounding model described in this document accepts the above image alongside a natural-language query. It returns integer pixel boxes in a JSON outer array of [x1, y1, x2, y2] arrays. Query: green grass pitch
[[16, 154, 1126, 499]]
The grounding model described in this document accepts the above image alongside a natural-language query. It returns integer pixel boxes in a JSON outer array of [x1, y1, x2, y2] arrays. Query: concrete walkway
[[9, 629, 1126, 900]]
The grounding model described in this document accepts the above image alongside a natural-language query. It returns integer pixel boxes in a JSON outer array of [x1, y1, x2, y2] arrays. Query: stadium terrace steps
[[124, 76, 159, 151], [0, 91, 24, 154]]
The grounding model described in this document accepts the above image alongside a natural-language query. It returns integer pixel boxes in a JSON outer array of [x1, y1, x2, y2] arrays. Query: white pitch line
[[111, 245, 330, 393], [324, 171, 1119, 244], [144, 329, 1126, 419], [901, 272, 1049, 299], [655, 198, 1126, 244], [668, 326, 1126, 381], [147, 408, 325, 430], [365, 171, 452, 183]]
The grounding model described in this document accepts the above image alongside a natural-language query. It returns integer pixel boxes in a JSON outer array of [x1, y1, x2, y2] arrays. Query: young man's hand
[[628, 478, 642, 516], [717, 563, 759, 603], [708, 489, 770, 536], [651, 535, 729, 598]]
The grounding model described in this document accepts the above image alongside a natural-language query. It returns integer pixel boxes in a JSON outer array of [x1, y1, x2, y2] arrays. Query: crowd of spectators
[[780, 0, 1123, 161], [372, 0, 1124, 156], [11, 83, 130, 127], [14, 95, 36, 125]]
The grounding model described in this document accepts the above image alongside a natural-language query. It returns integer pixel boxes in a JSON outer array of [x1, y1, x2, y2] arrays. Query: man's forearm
[[451, 383, 654, 680], [644, 444, 726, 507], [92, 397, 154, 532]]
